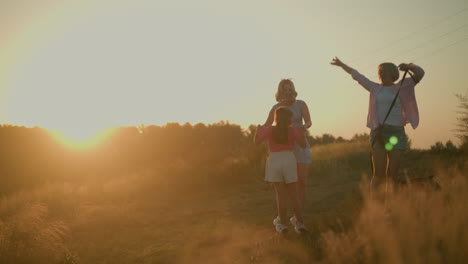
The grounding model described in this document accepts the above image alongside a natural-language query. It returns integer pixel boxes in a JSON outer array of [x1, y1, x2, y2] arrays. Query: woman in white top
[[331, 57, 425, 192]]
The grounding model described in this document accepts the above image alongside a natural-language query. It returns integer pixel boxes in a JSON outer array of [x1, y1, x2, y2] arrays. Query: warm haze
[[1, 0, 467, 148]]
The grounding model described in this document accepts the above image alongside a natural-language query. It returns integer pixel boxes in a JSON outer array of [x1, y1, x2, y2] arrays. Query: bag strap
[[408, 71, 418, 84], [371, 69, 409, 148], [380, 70, 409, 125]]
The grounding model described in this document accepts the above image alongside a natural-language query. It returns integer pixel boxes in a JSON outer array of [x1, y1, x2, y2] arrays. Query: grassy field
[[1, 139, 467, 264]]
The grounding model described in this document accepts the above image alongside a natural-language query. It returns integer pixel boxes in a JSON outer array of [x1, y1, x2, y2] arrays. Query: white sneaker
[[273, 216, 280, 226], [275, 223, 288, 233], [294, 222, 307, 234], [290, 216, 297, 227]]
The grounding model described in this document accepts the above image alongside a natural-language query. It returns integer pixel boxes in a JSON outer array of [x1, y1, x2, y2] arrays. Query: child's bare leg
[[286, 182, 304, 223], [274, 183, 288, 225]]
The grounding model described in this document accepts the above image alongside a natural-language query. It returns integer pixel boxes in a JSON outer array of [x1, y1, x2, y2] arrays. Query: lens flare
[[385, 142, 394, 151], [389, 136, 399, 145]]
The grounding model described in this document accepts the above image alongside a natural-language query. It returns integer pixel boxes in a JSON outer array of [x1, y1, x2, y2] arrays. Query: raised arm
[[330, 57, 354, 74], [398, 63, 425, 84], [330, 56, 378, 92]]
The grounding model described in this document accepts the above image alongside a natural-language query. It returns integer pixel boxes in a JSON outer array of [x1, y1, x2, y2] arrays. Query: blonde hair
[[378, 63, 400, 82], [275, 79, 298, 103]]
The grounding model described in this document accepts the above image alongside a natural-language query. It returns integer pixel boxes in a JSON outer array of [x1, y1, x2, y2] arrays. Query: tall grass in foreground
[[320, 167, 468, 264], [0, 202, 74, 264]]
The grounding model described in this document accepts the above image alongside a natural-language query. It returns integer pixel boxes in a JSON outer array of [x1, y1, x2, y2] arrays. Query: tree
[[454, 94, 468, 149], [430, 141, 444, 153]]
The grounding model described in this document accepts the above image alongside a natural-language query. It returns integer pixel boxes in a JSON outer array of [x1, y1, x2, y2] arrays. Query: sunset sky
[[1, 0, 467, 148]]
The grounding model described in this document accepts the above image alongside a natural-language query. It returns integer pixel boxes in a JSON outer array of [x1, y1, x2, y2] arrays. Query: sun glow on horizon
[[50, 127, 115, 150]]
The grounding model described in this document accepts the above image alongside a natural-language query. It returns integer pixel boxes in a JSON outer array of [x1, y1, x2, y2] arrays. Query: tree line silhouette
[[0, 122, 373, 196]]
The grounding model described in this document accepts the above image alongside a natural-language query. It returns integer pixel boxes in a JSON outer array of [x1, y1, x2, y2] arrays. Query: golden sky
[[1, 0, 467, 148]]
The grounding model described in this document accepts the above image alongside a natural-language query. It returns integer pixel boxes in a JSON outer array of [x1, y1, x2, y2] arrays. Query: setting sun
[[50, 127, 114, 150]]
